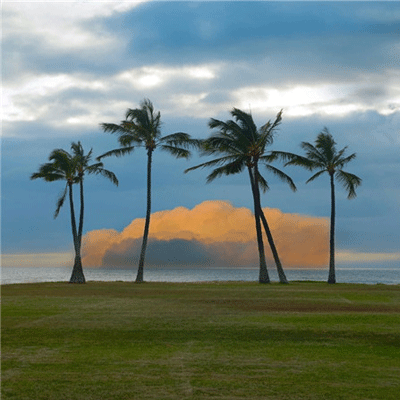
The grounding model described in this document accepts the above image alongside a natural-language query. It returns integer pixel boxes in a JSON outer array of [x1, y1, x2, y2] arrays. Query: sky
[[2, 0, 400, 274]]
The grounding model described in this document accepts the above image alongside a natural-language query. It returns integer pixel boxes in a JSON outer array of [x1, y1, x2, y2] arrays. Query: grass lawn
[[2, 281, 400, 399]]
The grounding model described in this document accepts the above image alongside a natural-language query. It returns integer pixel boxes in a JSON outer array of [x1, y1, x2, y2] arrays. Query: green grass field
[[2, 281, 400, 399]]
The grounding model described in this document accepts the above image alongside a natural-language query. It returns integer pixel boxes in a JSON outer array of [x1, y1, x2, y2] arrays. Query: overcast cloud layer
[[2, 1, 399, 270]]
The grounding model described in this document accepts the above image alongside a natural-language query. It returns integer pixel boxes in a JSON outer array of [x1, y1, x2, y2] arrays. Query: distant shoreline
[[2, 265, 399, 286]]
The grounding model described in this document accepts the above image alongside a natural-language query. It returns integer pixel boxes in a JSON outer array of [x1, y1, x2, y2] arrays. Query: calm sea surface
[[2, 265, 399, 285]]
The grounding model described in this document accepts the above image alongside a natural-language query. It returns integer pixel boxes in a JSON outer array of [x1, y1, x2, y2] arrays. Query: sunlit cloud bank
[[82, 200, 330, 269]]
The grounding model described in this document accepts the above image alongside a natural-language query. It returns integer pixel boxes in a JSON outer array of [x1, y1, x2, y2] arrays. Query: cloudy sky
[[2, 0, 399, 274]]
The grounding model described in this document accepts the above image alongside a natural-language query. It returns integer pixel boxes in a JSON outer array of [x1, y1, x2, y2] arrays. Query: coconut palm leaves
[[186, 108, 296, 284], [31, 142, 118, 283], [272, 128, 361, 283], [98, 99, 199, 283]]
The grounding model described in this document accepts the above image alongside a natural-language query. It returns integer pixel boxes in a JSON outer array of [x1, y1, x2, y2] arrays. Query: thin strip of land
[[2, 281, 400, 400]]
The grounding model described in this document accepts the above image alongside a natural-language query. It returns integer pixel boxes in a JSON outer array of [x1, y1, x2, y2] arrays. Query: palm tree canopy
[[185, 108, 296, 192], [31, 142, 118, 218], [31, 148, 79, 218], [271, 128, 361, 198], [71, 141, 119, 186], [31, 149, 77, 183], [98, 99, 200, 160]]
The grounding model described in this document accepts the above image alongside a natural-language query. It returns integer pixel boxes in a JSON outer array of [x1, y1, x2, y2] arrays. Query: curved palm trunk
[[68, 181, 86, 284], [328, 173, 336, 284], [253, 165, 288, 284], [259, 210, 288, 284], [248, 167, 270, 283], [136, 149, 153, 283]]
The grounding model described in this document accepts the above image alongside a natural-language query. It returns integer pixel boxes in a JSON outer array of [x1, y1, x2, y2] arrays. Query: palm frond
[[231, 108, 257, 139], [161, 131, 189, 141], [121, 120, 150, 142], [209, 118, 243, 139], [335, 152, 357, 168], [185, 155, 242, 173], [264, 164, 297, 191], [160, 145, 191, 159], [306, 169, 326, 184], [160, 132, 202, 150], [205, 158, 247, 183], [202, 135, 245, 156], [335, 170, 362, 199], [315, 128, 336, 162], [100, 122, 129, 135], [96, 168, 119, 186], [70, 141, 81, 155], [283, 153, 317, 170], [268, 150, 297, 163], [85, 162, 104, 172], [331, 146, 347, 164], [31, 163, 62, 181], [118, 133, 142, 147], [49, 149, 75, 175], [300, 142, 327, 166], [254, 170, 270, 193], [126, 99, 162, 140], [54, 185, 68, 219], [259, 109, 283, 148], [97, 146, 135, 160]]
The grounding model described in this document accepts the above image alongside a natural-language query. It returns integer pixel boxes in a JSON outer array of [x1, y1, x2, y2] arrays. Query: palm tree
[[271, 128, 361, 283], [185, 108, 296, 284], [98, 99, 199, 283], [31, 142, 118, 283]]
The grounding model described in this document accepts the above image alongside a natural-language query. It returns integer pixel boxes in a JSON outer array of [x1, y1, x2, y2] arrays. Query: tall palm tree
[[186, 108, 296, 284], [271, 128, 361, 283], [31, 142, 118, 283], [98, 99, 199, 283]]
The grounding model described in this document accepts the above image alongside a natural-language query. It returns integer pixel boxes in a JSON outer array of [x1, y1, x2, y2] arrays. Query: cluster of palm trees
[[31, 98, 361, 284], [31, 142, 118, 283]]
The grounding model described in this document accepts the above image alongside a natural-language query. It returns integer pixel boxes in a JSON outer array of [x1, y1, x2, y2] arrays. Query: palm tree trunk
[[248, 167, 270, 284], [252, 164, 288, 284], [259, 210, 289, 284], [328, 173, 336, 284], [78, 177, 84, 242], [68, 181, 85, 283], [136, 149, 153, 283]]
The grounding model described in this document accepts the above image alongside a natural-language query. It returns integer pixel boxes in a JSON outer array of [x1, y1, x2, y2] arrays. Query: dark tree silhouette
[[272, 128, 361, 283], [186, 108, 296, 283], [31, 142, 118, 283], [98, 99, 199, 282]]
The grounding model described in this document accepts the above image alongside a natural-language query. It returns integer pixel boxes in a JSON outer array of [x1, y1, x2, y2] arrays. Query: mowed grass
[[2, 281, 400, 400]]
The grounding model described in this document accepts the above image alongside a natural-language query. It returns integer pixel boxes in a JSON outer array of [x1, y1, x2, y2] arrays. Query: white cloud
[[3, 73, 108, 124], [232, 78, 400, 118], [168, 92, 213, 117], [3, 64, 221, 130], [3, 1, 146, 52], [117, 64, 218, 90]]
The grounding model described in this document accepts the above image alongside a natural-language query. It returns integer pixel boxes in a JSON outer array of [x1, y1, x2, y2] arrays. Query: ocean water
[[1, 265, 399, 285]]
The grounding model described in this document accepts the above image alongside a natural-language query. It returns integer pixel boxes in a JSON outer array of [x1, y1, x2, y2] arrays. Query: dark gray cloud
[[102, 238, 222, 269], [4, 1, 399, 80]]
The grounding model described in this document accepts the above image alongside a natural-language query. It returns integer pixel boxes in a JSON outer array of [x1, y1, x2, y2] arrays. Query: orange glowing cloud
[[82, 200, 329, 268]]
